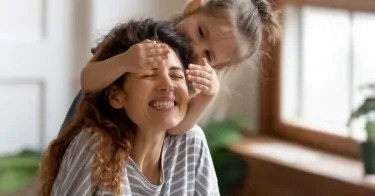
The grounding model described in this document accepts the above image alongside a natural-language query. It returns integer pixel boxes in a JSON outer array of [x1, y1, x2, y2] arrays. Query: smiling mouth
[[149, 100, 177, 110]]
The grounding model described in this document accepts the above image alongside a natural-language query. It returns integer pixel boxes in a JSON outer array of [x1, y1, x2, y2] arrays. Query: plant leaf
[[203, 117, 247, 150], [348, 98, 375, 124], [366, 121, 375, 143]]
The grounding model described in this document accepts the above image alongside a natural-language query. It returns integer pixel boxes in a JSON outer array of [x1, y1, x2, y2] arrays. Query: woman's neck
[[131, 129, 166, 184]]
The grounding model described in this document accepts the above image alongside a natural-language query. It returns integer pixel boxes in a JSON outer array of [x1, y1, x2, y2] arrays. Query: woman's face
[[119, 47, 190, 131]]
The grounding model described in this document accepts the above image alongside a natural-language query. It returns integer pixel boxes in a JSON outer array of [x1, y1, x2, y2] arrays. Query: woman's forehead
[[167, 48, 184, 68]]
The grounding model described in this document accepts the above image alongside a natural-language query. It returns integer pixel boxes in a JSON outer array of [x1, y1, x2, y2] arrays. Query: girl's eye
[[198, 26, 204, 38]]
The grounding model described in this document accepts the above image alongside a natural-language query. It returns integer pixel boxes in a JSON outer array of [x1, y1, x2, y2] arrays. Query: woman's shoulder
[[65, 129, 100, 158], [167, 124, 205, 140], [52, 129, 100, 195], [166, 125, 208, 150], [185, 125, 207, 142]]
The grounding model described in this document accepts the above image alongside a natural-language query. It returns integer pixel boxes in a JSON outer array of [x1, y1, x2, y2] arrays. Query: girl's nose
[[191, 42, 205, 62]]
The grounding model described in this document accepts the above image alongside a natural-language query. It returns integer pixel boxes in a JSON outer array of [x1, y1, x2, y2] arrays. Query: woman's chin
[[155, 118, 184, 131]]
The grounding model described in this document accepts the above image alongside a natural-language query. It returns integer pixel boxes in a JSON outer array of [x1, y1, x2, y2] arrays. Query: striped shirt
[[51, 125, 220, 196]]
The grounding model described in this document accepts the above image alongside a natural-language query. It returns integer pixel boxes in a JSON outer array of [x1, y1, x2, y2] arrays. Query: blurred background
[[0, 0, 374, 196]]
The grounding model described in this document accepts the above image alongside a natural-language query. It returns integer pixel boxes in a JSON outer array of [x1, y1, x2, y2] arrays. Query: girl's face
[[112, 47, 190, 132], [175, 1, 239, 68]]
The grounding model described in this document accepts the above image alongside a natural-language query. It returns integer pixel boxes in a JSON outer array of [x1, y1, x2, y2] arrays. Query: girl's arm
[[167, 58, 219, 135], [81, 40, 169, 92], [168, 93, 215, 134], [81, 54, 126, 92]]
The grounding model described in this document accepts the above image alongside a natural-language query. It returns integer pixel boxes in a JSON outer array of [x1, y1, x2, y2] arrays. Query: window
[[259, 0, 375, 158], [281, 5, 375, 140]]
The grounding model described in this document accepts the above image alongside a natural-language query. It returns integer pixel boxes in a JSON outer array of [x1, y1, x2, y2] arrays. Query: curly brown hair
[[39, 18, 192, 196]]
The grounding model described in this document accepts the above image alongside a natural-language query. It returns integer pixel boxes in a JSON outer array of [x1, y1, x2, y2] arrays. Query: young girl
[[62, 0, 279, 134]]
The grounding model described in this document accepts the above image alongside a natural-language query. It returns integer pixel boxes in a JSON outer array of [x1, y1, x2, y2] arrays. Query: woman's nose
[[158, 75, 174, 92]]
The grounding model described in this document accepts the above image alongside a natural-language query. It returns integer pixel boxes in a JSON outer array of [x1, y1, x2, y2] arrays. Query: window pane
[[352, 12, 375, 141], [301, 7, 351, 135], [281, 5, 300, 121], [281, 6, 356, 136], [281, 5, 375, 139]]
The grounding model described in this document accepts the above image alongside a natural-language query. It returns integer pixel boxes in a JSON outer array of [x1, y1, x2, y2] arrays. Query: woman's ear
[[108, 86, 126, 109], [183, 0, 204, 16]]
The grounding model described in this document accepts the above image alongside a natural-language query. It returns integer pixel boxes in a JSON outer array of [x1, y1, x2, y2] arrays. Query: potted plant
[[203, 117, 249, 196], [0, 149, 41, 193], [348, 84, 375, 174]]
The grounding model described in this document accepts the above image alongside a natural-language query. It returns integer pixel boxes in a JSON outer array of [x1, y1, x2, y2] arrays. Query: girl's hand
[[186, 58, 219, 97], [122, 39, 169, 74]]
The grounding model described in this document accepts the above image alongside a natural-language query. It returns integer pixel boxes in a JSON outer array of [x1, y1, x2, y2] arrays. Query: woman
[[40, 19, 219, 196]]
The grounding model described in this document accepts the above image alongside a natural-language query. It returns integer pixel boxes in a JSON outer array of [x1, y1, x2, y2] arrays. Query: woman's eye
[[198, 26, 204, 38], [141, 74, 154, 78], [171, 74, 184, 79]]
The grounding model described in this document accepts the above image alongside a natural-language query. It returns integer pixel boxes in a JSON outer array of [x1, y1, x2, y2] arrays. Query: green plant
[[203, 117, 250, 196], [348, 83, 375, 143], [0, 149, 41, 192]]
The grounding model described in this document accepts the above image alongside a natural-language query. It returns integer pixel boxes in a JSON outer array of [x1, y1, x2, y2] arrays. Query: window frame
[[259, 0, 375, 159]]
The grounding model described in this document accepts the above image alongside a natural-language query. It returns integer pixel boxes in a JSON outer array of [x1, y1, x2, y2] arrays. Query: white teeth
[[152, 101, 175, 109]]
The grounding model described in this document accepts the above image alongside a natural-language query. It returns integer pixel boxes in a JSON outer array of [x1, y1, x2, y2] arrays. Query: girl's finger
[[188, 63, 214, 73], [139, 42, 159, 50], [192, 82, 210, 93], [146, 60, 166, 69], [141, 39, 156, 44], [186, 69, 211, 79], [201, 58, 211, 67], [146, 47, 169, 57], [196, 58, 211, 67], [159, 43, 169, 49], [187, 75, 211, 87], [146, 62, 159, 69], [146, 55, 167, 63]]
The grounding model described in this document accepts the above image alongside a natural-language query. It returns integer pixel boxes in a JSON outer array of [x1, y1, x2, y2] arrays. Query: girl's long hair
[[39, 18, 192, 196]]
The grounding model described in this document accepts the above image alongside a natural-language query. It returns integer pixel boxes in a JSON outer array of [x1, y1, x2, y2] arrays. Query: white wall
[[0, 0, 76, 154], [91, 0, 185, 37], [200, 59, 259, 131]]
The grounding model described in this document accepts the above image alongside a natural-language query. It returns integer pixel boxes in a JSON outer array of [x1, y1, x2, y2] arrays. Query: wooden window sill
[[229, 136, 375, 196]]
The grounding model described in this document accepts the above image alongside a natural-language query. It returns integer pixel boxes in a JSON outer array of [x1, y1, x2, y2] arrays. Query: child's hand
[[166, 58, 218, 136], [186, 58, 219, 97], [123, 39, 169, 74]]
